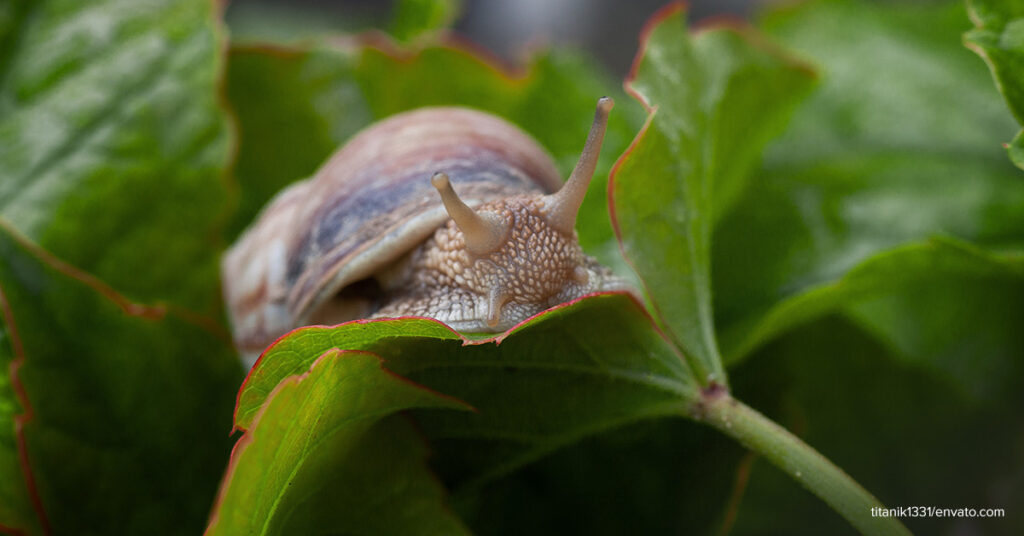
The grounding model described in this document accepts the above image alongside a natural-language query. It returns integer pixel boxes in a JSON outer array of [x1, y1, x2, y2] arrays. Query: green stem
[[697, 387, 912, 536]]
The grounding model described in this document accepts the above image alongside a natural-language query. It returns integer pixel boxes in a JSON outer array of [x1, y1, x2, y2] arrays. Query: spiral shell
[[223, 107, 564, 357]]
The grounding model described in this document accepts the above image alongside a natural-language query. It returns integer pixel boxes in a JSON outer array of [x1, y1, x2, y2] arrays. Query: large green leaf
[[235, 293, 698, 498], [966, 0, 1024, 168], [610, 5, 815, 385], [714, 0, 1024, 364], [0, 222, 241, 534], [0, 0, 232, 313], [206, 350, 470, 536], [225, 40, 643, 266], [0, 0, 240, 533]]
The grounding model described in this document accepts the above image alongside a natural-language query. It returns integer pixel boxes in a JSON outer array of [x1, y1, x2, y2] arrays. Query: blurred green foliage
[[966, 0, 1024, 168], [391, 0, 463, 41], [0, 0, 241, 533], [718, 2, 1024, 534]]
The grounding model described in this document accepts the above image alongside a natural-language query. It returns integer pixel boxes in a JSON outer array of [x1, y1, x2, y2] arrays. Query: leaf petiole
[[693, 388, 912, 536]]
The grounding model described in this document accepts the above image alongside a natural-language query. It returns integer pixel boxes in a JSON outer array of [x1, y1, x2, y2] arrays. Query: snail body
[[223, 98, 625, 366]]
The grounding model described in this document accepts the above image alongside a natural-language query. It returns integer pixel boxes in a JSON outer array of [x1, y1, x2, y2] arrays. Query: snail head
[[429, 97, 614, 328]]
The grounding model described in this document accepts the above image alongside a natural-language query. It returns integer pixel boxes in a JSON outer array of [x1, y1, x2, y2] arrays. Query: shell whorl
[[222, 107, 562, 357]]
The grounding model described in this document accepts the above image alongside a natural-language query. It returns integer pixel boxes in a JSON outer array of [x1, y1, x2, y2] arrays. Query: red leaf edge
[[232, 290, 672, 430], [606, 1, 816, 355], [0, 287, 51, 536], [206, 348, 471, 534]]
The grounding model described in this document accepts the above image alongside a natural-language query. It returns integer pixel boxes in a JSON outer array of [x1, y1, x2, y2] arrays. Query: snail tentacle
[[431, 172, 509, 256], [485, 284, 509, 328], [543, 96, 614, 235]]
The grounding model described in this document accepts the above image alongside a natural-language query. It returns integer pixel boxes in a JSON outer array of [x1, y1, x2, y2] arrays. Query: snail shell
[[223, 98, 625, 366]]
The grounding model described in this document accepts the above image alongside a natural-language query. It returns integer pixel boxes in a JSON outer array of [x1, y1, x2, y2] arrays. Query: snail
[[223, 97, 629, 367]]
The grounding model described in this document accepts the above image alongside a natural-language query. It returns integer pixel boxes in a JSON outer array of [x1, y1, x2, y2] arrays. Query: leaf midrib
[[257, 406, 398, 535]]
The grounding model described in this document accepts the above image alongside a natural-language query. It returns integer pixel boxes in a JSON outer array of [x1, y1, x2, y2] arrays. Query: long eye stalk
[[431, 172, 508, 256], [543, 96, 614, 234]]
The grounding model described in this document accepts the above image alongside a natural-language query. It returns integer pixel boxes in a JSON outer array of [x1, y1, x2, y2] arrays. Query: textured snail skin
[[372, 195, 623, 332], [223, 100, 626, 367]]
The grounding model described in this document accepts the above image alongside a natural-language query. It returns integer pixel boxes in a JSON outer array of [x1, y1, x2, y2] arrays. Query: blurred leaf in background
[[715, 0, 1024, 364], [0, 222, 240, 534], [0, 0, 242, 533], [225, 0, 386, 45], [966, 0, 1024, 168], [713, 1, 1024, 534], [0, 0, 234, 313], [391, 0, 463, 41]]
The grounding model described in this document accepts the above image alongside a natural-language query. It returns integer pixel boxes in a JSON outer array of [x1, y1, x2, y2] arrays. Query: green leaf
[[224, 44, 371, 241], [610, 5, 815, 386], [224, 2, 378, 45], [719, 239, 1024, 364], [715, 0, 1024, 363], [0, 222, 241, 533], [1012, 129, 1024, 165], [237, 293, 698, 493], [0, 1, 30, 71], [0, 0, 240, 532], [390, 0, 462, 41], [235, 319, 459, 430], [966, 0, 1024, 168], [0, 0, 232, 313], [225, 40, 644, 267], [206, 350, 470, 536], [842, 246, 1024, 403]]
